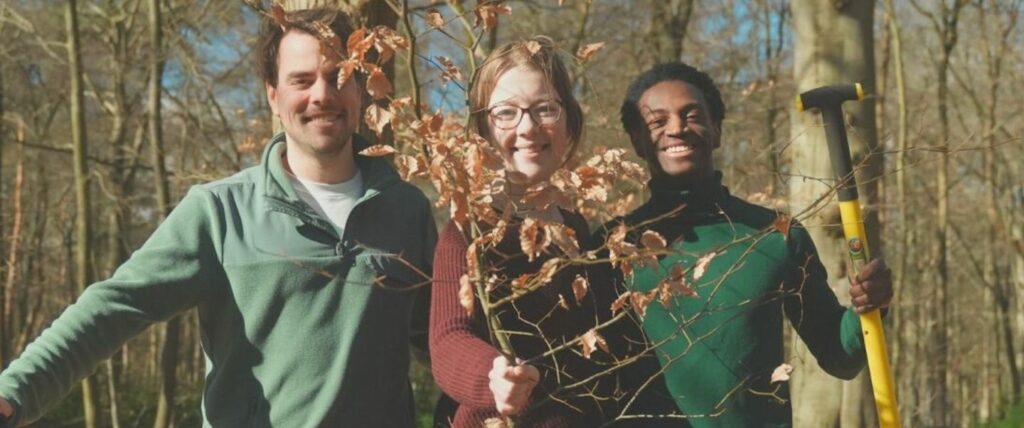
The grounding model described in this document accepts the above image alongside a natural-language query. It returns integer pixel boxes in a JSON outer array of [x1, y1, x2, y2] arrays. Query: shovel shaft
[[838, 200, 901, 428]]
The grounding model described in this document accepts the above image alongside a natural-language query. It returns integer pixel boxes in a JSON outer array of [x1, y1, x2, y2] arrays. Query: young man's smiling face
[[634, 80, 721, 187], [266, 30, 361, 160]]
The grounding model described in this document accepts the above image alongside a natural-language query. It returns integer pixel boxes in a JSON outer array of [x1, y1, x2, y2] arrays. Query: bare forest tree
[[0, 1, 1022, 427], [789, 1, 880, 426]]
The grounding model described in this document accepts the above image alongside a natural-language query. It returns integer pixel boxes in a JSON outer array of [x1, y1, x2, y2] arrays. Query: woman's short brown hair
[[256, 7, 356, 87], [469, 37, 584, 164]]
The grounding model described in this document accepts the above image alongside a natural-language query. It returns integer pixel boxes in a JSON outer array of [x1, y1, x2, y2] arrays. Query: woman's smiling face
[[485, 66, 570, 187]]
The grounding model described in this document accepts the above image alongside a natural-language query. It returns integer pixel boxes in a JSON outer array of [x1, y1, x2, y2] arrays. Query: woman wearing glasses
[[429, 37, 611, 427]]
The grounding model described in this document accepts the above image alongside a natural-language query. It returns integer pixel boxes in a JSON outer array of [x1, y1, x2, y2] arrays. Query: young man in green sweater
[[609, 62, 893, 426], [0, 8, 436, 427]]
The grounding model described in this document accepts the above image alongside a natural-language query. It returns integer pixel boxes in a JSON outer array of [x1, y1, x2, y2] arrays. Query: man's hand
[[0, 396, 13, 425], [488, 356, 540, 416], [850, 257, 894, 314]]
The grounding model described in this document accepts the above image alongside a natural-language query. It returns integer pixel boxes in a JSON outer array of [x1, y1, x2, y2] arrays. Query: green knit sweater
[[614, 175, 865, 427]]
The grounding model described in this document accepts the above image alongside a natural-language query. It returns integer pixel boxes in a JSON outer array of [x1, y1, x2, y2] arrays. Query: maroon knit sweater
[[430, 212, 612, 427]]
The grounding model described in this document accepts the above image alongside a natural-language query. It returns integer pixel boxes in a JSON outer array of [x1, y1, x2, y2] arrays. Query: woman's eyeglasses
[[487, 101, 563, 130]]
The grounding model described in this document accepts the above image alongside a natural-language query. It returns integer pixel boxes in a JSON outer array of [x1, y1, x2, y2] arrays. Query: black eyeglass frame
[[484, 100, 564, 130]]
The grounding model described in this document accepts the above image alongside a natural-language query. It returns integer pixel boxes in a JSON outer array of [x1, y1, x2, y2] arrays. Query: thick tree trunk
[[789, 1, 880, 427], [647, 0, 695, 62], [66, 0, 99, 426]]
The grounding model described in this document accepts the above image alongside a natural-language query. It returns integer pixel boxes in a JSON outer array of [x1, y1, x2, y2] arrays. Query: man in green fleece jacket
[[0, 8, 436, 427], [607, 62, 894, 426]]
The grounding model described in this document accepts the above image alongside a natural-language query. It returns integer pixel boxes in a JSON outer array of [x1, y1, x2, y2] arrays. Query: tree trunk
[[0, 65, 6, 368], [648, 0, 695, 62], [16, 164, 49, 356], [882, 0, 911, 423], [761, 0, 787, 189], [920, 1, 968, 423], [66, 0, 99, 426], [2, 125, 25, 370], [148, 0, 179, 426], [101, 8, 132, 427], [789, 1, 880, 427], [978, 0, 1021, 406]]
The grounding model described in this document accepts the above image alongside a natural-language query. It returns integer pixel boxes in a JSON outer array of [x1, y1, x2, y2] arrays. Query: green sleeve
[[783, 223, 866, 380], [0, 186, 224, 424]]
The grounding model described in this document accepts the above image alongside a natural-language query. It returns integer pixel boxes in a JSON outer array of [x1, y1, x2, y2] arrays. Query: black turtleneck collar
[[645, 170, 730, 218]]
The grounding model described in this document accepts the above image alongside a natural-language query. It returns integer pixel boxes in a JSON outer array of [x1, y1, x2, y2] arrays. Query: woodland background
[[0, 0, 1022, 427]]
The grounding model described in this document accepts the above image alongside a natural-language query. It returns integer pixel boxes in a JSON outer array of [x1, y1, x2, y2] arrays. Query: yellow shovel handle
[[838, 200, 901, 428]]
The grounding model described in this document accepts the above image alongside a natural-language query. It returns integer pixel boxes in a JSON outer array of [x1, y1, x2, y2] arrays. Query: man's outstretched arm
[[0, 186, 224, 425]]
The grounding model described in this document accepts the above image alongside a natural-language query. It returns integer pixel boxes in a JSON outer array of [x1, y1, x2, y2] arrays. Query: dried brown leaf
[[374, 26, 408, 50], [511, 273, 530, 289], [428, 113, 444, 133], [771, 363, 794, 383], [657, 264, 696, 307], [451, 193, 469, 225], [390, 96, 412, 110], [524, 40, 542, 55], [524, 184, 572, 212], [557, 294, 569, 310], [333, 58, 357, 90], [571, 275, 589, 304], [667, 264, 697, 298], [640, 230, 667, 250], [656, 281, 672, 308], [546, 223, 580, 258], [773, 214, 792, 240], [580, 328, 609, 359], [395, 154, 427, 180], [437, 56, 464, 83], [372, 26, 408, 64], [358, 144, 396, 157], [631, 292, 653, 319], [270, 2, 287, 30], [693, 252, 717, 281], [606, 224, 638, 277], [576, 42, 605, 64], [425, 8, 445, 29], [366, 67, 393, 100], [473, 3, 511, 31], [364, 104, 393, 137], [458, 274, 474, 316], [346, 28, 373, 62], [610, 292, 632, 315], [465, 242, 480, 278], [535, 258, 560, 287], [519, 218, 542, 262]]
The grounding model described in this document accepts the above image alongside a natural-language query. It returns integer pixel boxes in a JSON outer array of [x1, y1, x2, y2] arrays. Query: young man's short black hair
[[620, 62, 726, 155]]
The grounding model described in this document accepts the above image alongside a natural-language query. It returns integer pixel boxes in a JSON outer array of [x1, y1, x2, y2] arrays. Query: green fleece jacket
[[0, 134, 437, 427], [614, 174, 865, 427]]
